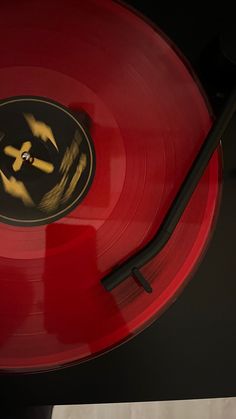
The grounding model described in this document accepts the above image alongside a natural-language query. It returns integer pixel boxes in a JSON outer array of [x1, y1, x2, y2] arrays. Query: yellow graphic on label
[[39, 130, 87, 213], [4, 142, 54, 174], [24, 114, 59, 151], [39, 174, 68, 212], [4, 141, 32, 172], [31, 157, 54, 174], [60, 130, 82, 174], [0, 170, 34, 207], [62, 154, 87, 203]]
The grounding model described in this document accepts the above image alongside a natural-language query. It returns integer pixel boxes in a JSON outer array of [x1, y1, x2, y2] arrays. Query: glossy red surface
[[0, 0, 220, 371]]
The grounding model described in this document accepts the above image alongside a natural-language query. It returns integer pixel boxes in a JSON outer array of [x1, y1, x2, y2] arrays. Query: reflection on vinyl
[[0, 0, 221, 371]]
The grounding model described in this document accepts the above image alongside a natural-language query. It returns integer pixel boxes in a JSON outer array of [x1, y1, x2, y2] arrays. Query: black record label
[[0, 97, 95, 226]]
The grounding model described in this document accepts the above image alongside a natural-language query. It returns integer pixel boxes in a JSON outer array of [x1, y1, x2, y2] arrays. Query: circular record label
[[0, 97, 95, 226]]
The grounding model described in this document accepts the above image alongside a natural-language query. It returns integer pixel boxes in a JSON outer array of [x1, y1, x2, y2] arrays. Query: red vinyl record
[[0, 0, 221, 371]]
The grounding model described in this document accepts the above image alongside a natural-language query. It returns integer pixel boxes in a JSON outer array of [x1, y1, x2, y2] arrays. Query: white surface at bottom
[[53, 398, 236, 419]]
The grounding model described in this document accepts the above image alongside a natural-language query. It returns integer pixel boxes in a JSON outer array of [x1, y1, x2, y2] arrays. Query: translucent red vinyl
[[0, 0, 220, 371]]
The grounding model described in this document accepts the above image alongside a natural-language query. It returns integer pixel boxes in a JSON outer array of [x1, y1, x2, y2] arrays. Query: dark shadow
[[0, 262, 33, 347], [44, 222, 129, 351], [1, 405, 53, 419]]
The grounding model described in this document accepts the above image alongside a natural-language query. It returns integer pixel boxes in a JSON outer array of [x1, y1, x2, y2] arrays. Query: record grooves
[[0, 0, 221, 371], [102, 87, 236, 291]]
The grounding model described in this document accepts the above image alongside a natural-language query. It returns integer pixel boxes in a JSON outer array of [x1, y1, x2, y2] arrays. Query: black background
[[1, 0, 236, 405]]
